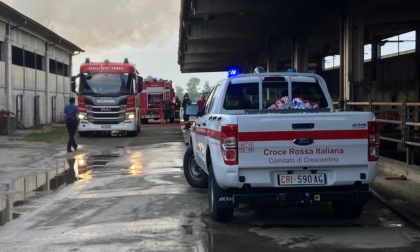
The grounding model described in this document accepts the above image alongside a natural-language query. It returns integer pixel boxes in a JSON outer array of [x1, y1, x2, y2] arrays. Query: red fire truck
[[70, 58, 143, 137], [140, 79, 174, 124]]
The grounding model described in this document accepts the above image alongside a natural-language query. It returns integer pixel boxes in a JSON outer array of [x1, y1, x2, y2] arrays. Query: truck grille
[[86, 105, 126, 124]]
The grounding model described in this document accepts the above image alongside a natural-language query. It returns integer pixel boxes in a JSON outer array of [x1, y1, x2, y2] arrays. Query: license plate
[[278, 174, 326, 185], [101, 125, 111, 129]]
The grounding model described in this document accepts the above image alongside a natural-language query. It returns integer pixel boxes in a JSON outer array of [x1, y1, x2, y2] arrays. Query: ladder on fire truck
[[163, 80, 171, 101]]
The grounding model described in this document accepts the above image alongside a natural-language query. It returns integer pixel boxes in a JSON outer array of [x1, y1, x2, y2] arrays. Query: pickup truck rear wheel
[[208, 167, 234, 222], [332, 201, 364, 218], [183, 146, 208, 188]]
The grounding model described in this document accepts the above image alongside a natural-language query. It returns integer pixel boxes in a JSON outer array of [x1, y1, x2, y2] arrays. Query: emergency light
[[254, 66, 265, 73], [228, 68, 239, 77]]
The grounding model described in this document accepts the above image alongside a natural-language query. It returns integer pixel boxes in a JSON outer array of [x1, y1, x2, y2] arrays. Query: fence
[[338, 100, 420, 165]]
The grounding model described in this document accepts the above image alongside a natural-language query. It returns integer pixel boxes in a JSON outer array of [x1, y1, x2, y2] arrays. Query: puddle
[[68, 146, 146, 181]]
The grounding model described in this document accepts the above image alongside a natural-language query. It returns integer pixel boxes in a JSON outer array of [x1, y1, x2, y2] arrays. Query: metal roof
[[178, 0, 420, 73]]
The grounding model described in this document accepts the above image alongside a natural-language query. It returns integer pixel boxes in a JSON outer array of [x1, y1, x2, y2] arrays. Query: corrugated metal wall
[[0, 22, 73, 128]]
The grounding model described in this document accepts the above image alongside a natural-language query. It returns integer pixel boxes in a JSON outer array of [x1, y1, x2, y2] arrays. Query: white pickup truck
[[183, 70, 379, 222]]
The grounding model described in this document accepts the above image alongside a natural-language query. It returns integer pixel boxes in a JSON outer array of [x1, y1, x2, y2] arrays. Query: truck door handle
[[292, 123, 314, 129]]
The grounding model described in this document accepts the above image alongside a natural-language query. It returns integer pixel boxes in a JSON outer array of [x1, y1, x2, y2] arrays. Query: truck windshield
[[79, 73, 134, 96]]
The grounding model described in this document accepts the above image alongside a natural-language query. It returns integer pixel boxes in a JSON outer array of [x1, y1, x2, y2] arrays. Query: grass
[[22, 125, 68, 143]]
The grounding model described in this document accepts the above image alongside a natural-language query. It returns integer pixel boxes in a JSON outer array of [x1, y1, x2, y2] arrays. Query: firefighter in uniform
[[182, 93, 192, 129], [173, 96, 181, 123], [162, 99, 173, 123]]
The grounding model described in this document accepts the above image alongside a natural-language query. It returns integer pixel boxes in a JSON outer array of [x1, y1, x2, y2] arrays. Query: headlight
[[126, 113, 135, 120], [78, 114, 87, 120]]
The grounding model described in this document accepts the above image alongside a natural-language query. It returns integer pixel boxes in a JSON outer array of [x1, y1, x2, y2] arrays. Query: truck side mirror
[[70, 76, 77, 93]]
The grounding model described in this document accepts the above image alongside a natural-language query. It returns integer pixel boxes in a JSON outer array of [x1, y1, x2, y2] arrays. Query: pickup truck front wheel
[[183, 146, 208, 188], [209, 166, 234, 222], [332, 201, 364, 218]]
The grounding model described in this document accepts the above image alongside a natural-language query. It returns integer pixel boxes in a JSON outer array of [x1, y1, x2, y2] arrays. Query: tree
[[174, 85, 184, 99], [201, 81, 213, 95], [186, 77, 201, 102], [144, 75, 155, 81]]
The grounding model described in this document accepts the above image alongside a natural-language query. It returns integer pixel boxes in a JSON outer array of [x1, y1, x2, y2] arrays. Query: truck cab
[[71, 58, 143, 136]]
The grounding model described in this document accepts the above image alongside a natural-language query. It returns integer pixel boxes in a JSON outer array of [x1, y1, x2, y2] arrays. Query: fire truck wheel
[[332, 201, 364, 218], [141, 119, 148, 124], [208, 165, 234, 222], [128, 122, 140, 137], [183, 146, 208, 188]]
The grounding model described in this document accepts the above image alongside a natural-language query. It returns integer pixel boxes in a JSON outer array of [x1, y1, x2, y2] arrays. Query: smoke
[[2, 0, 227, 88], [2, 0, 180, 50]]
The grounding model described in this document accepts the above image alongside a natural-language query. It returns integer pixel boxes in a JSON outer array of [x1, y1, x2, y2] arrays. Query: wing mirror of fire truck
[[70, 75, 79, 93], [185, 104, 199, 116]]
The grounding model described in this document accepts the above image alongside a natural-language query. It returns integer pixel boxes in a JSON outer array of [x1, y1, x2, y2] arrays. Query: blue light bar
[[287, 68, 297, 73], [228, 68, 239, 77]]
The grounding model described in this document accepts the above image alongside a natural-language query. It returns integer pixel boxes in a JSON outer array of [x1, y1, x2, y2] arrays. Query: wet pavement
[[0, 124, 419, 237]]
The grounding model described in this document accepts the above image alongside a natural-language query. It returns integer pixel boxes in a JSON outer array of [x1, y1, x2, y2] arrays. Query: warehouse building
[[0, 2, 83, 130]]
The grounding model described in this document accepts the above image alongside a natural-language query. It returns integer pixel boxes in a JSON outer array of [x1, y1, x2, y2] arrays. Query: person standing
[[63, 97, 79, 152], [173, 96, 181, 123], [197, 95, 206, 117], [182, 93, 191, 129], [162, 99, 173, 123]]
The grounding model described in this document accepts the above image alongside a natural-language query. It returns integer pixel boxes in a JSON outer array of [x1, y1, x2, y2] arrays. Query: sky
[[2, 0, 227, 89]]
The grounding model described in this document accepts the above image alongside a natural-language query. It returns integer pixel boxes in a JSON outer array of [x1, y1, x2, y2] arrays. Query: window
[[324, 30, 416, 69], [0, 41, 4, 61], [205, 84, 220, 114], [12, 46, 45, 70], [49, 59, 56, 74], [263, 81, 288, 109], [49, 58, 69, 76], [263, 77, 328, 109], [223, 82, 259, 110], [12, 46, 24, 66], [24, 50, 35, 69], [79, 73, 134, 96], [35, 54, 43, 70]]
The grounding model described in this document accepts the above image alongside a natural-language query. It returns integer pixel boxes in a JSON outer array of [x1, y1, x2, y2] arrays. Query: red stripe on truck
[[238, 130, 367, 141], [199, 128, 367, 141]]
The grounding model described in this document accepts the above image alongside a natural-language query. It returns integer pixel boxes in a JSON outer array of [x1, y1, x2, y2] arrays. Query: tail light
[[220, 125, 238, 165], [368, 121, 379, 161], [126, 95, 136, 112], [77, 96, 86, 113]]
